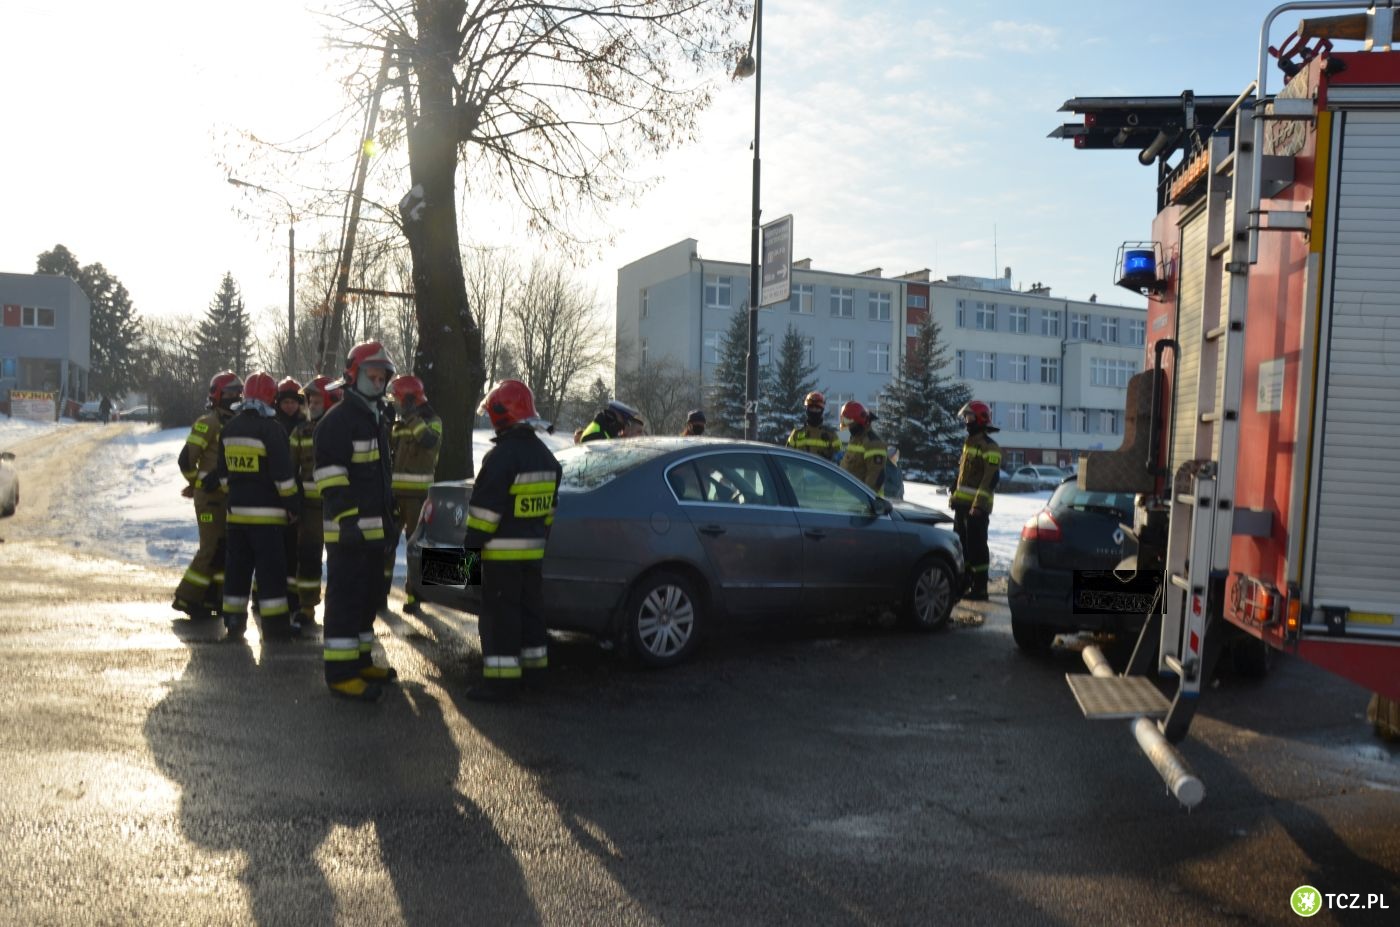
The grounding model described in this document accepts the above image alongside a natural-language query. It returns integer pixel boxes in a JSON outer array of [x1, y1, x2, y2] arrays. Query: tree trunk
[[402, 4, 485, 479]]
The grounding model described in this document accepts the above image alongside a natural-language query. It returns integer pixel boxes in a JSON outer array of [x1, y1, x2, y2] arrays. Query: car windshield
[[555, 440, 673, 492], [1049, 482, 1134, 518]]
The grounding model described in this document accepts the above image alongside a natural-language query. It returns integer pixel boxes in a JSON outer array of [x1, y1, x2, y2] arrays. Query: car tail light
[[1020, 509, 1061, 542], [419, 498, 435, 527]]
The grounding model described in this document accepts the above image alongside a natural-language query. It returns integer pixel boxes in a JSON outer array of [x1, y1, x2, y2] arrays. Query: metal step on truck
[[1050, 0, 1400, 807]]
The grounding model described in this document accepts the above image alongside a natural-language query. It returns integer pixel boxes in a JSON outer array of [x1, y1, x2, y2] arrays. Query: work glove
[[181, 485, 195, 499]]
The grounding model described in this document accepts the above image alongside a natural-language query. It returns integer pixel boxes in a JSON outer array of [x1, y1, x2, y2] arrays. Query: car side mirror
[[872, 497, 893, 516]]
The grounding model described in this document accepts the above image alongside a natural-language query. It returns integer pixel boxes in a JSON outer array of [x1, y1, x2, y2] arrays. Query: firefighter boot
[[965, 573, 989, 602], [172, 597, 214, 621], [328, 678, 384, 702], [359, 664, 399, 683]]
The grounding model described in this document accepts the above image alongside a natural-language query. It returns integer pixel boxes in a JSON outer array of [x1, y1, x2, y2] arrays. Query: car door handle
[[699, 524, 726, 537], [804, 528, 827, 540]]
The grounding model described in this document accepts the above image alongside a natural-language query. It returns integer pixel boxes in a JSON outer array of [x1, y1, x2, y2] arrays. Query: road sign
[[760, 214, 793, 307]]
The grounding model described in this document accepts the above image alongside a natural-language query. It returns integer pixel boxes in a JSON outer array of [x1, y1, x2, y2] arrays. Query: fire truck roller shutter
[[1171, 207, 1210, 480]]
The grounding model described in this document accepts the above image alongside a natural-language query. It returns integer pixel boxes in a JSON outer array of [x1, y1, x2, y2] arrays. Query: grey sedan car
[[406, 437, 964, 667]]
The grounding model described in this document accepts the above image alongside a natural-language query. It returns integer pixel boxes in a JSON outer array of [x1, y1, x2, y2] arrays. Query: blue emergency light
[[1123, 249, 1156, 276]]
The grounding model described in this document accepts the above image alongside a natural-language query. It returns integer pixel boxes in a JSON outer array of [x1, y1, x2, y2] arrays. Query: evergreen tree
[[36, 245, 143, 396], [586, 376, 611, 411], [195, 273, 254, 383], [708, 310, 774, 439], [767, 323, 819, 444], [881, 317, 972, 476]]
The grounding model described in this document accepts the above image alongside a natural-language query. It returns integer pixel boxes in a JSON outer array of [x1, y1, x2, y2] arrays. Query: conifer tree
[[709, 310, 774, 439], [881, 317, 971, 475], [195, 273, 254, 382], [35, 245, 143, 397], [767, 323, 818, 444]]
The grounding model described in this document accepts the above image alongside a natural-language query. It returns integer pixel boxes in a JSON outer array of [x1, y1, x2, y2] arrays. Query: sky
[[1, 1, 1318, 344]]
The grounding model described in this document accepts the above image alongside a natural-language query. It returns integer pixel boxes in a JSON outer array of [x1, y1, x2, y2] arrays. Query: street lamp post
[[227, 177, 297, 357], [735, 0, 763, 441]]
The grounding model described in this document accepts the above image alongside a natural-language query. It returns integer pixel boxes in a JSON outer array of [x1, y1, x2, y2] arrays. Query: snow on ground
[[11, 418, 1053, 578]]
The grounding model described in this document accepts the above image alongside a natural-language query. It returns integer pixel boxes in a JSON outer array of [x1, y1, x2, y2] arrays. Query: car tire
[[1011, 612, 1056, 654], [623, 569, 704, 668], [903, 556, 955, 631], [1229, 634, 1275, 678]]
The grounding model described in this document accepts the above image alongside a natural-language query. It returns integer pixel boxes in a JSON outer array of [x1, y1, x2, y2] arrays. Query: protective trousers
[[324, 544, 383, 684], [222, 524, 291, 634], [175, 492, 226, 609], [294, 502, 324, 613], [383, 492, 427, 605], [953, 508, 990, 595], [479, 560, 548, 680]]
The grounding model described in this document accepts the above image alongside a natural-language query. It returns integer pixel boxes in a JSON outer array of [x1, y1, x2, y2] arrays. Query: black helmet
[[686, 409, 706, 425]]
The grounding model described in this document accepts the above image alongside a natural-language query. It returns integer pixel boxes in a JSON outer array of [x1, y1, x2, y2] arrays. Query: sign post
[[760, 214, 793, 307]]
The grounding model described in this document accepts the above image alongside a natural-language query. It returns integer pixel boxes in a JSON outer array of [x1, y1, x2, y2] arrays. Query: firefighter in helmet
[[315, 341, 398, 701], [274, 376, 306, 619], [838, 400, 887, 494], [213, 372, 300, 640], [290, 376, 339, 636], [579, 399, 643, 442], [951, 399, 1001, 601], [786, 391, 840, 460], [680, 409, 706, 436], [385, 374, 442, 615], [463, 379, 563, 701], [172, 371, 242, 621]]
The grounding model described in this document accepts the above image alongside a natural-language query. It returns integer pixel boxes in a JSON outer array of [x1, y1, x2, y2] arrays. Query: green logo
[[1291, 886, 1322, 917]]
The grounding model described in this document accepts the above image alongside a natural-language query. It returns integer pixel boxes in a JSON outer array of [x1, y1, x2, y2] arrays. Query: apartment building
[[0, 272, 92, 412]]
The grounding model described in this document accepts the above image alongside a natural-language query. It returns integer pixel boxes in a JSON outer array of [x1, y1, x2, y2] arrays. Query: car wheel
[[1229, 634, 1275, 678], [624, 570, 703, 668], [1011, 612, 1056, 654], [903, 556, 955, 631]]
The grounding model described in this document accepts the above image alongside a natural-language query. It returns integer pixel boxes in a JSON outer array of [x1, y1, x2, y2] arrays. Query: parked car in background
[[116, 405, 157, 423], [407, 437, 964, 667], [0, 452, 18, 517], [76, 401, 104, 422], [1008, 465, 1070, 491], [1008, 476, 1149, 653]]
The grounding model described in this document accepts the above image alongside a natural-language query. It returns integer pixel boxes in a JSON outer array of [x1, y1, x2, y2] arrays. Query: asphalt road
[[0, 424, 1397, 926]]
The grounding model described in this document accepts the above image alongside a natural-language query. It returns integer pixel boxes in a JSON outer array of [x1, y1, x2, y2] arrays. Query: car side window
[[666, 462, 706, 502], [686, 452, 779, 506], [775, 455, 871, 515]]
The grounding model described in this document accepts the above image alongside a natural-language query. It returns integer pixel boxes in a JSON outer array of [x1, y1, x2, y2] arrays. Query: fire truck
[[1052, 1, 1400, 804]]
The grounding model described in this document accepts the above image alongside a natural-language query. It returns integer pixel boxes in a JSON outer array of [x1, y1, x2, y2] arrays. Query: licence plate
[[421, 548, 480, 586]]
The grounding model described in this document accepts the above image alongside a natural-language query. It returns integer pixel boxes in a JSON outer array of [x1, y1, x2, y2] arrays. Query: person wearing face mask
[[838, 400, 887, 495], [314, 341, 399, 701], [289, 376, 340, 637], [580, 399, 644, 441], [786, 391, 840, 460], [951, 400, 1001, 601], [680, 409, 706, 436]]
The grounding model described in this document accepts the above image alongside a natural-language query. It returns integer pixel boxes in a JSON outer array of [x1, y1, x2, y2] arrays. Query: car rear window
[[556, 441, 672, 491], [1049, 482, 1134, 519]]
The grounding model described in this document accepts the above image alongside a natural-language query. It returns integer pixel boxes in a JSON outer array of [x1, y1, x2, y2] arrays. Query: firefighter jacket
[[292, 417, 319, 504], [178, 408, 233, 494], [787, 423, 841, 460], [841, 428, 887, 494], [952, 430, 1002, 514], [464, 425, 563, 562], [390, 404, 443, 494], [215, 409, 300, 526], [314, 391, 396, 546], [579, 417, 619, 442]]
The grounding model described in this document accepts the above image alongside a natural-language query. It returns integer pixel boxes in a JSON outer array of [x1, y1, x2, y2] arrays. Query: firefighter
[[172, 371, 242, 621], [680, 409, 706, 436], [839, 400, 887, 494], [786, 391, 840, 460], [274, 376, 306, 619], [951, 399, 1001, 601], [579, 399, 643, 442], [385, 374, 442, 615], [213, 372, 300, 640], [290, 376, 340, 636], [315, 341, 398, 701], [463, 379, 562, 701]]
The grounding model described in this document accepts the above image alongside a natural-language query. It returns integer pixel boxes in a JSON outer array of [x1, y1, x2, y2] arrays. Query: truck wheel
[[1230, 635, 1275, 678], [1011, 613, 1056, 654]]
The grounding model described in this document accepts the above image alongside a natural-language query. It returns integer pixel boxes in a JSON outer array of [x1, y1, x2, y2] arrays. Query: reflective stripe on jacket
[[314, 391, 395, 546], [953, 431, 1001, 513], [293, 418, 320, 501], [841, 430, 887, 494], [216, 411, 299, 527], [463, 425, 563, 562], [786, 424, 840, 460], [390, 406, 442, 492], [178, 409, 231, 491]]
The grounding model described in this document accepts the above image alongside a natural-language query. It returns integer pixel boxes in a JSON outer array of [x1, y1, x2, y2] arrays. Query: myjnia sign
[[760, 214, 793, 307]]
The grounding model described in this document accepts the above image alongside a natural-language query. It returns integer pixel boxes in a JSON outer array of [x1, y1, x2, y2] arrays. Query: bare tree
[[509, 259, 611, 423], [617, 357, 701, 436], [463, 246, 519, 388]]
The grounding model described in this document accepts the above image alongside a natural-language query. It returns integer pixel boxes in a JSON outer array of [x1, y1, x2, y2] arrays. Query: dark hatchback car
[[407, 437, 964, 667], [1008, 477, 1156, 653]]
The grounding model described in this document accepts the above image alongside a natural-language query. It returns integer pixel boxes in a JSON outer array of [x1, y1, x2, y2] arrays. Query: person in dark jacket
[[273, 376, 305, 619], [579, 399, 643, 442], [172, 372, 242, 621], [315, 342, 398, 701], [385, 374, 442, 615], [883, 446, 905, 501], [951, 400, 1001, 601], [98, 395, 112, 424], [463, 380, 563, 702], [212, 372, 300, 641], [680, 409, 706, 436]]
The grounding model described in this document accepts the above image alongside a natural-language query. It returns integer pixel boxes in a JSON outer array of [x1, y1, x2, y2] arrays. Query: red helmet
[[959, 400, 993, 428], [276, 376, 304, 404], [479, 379, 539, 430], [243, 371, 278, 406], [390, 375, 426, 408], [305, 375, 344, 411], [804, 391, 826, 411], [208, 371, 243, 408], [344, 341, 396, 385], [839, 400, 870, 427]]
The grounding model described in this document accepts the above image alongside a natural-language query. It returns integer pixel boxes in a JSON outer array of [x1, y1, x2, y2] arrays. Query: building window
[[870, 342, 890, 374], [1008, 403, 1027, 431], [869, 292, 892, 322], [704, 275, 732, 309], [640, 288, 649, 320], [1099, 410, 1122, 435], [830, 288, 854, 318], [1009, 354, 1028, 382], [1103, 316, 1119, 343], [1040, 310, 1061, 337], [956, 300, 966, 327], [1010, 306, 1028, 333], [955, 350, 965, 378], [908, 294, 928, 309], [975, 351, 995, 380], [988, 401, 999, 428], [1068, 408, 1088, 434], [1129, 318, 1146, 346], [21, 306, 56, 329], [640, 338, 649, 365], [975, 302, 996, 331], [1070, 312, 1090, 339], [791, 283, 814, 314], [704, 330, 722, 364], [1040, 356, 1060, 385], [1091, 358, 1138, 388], [801, 336, 814, 367], [1040, 405, 1059, 432], [832, 338, 853, 371]]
